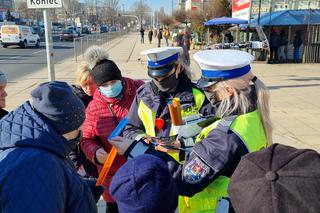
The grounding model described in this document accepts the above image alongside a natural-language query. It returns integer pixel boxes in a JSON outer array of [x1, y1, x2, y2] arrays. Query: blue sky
[[119, 0, 177, 14]]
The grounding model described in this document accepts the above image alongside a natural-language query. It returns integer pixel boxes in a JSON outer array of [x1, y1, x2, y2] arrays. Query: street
[[0, 32, 121, 82], [0, 41, 71, 81]]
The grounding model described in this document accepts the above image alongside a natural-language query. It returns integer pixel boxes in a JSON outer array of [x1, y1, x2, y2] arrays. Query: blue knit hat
[[109, 154, 178, 213], [31, 81, 85, 135]]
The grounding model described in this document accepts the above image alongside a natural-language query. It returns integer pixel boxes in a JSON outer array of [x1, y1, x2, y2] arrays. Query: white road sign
[[27, 0, 62, 9], [232, 0, 251, 21]]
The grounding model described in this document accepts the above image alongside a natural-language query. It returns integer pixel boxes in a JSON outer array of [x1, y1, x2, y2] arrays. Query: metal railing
[[73, 31, 127, 62]]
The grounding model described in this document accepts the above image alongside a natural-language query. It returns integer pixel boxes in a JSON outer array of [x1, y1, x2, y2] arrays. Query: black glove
[[83, 178, 105, 203]]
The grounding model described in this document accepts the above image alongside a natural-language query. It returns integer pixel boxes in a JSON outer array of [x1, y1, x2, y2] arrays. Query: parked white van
[[0, 25, 40, 48]]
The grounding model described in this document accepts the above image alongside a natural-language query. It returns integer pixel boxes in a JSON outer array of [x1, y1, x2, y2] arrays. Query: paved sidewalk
[[5, 32, 320, 152]]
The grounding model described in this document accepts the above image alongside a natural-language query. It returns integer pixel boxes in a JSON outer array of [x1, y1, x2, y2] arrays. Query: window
[[1, 26, 18, 34]]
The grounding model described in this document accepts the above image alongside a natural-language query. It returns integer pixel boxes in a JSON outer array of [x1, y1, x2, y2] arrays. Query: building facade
[[178, 0, 187, 10], [0, 0, 14, 22], [0, 0, 13, 12], [184, 0, 209, 12], [251, 0, 320, 17]]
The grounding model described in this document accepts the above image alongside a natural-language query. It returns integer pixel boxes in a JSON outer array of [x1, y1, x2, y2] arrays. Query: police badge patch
[[184, 157, 210, 184]]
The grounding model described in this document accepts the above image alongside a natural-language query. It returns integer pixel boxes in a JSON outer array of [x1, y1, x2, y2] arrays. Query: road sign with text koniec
[[27, 0, 62, 9]]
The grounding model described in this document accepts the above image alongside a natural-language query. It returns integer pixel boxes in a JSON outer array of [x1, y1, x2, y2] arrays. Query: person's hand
[[142, 136, 153, 144], [108, 136, 135, 155], [155, 139, 181, 153], [83, 178, 105, 203], [95, 148, 108, 164]]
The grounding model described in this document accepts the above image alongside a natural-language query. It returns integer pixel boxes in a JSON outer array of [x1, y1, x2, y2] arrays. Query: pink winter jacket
[[81, 77, 143, 202]]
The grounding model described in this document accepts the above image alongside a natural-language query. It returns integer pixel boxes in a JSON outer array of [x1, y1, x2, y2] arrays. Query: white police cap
[[194, 49, 254, 88], [141, 47, 183, 78]]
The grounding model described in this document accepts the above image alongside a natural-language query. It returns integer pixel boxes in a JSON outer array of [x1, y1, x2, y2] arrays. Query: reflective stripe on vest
[[179, 110, 267, 213], [181, 88, 205, 117], [137, 88, 205, 162], [137, 100, 156, 137]]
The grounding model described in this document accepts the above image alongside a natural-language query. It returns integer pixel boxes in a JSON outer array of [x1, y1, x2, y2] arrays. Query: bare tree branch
[[161, 15, 174, 27], [206, 0, 231, 19]]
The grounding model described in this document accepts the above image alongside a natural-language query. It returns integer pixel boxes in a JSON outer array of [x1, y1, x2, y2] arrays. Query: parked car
[[32, 26, 41, 35], [57, 26, 64, 34], [110, 26, 117, 32], [51, 25, 64, 34], [66, 26, 81, 37], [39, 25, 45, 35], [82, 26, 91, 34], [91, 25, 97, 32], [0, 25, 40, 48], [100, 25, 108, 33], [60, 29, 78, 41]]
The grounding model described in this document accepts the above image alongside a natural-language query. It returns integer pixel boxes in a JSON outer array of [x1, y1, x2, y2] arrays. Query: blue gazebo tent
[[245, 9, 320, 63], [248, 9, 320, 27], [204, 17, 248, 26], [204, 17, 248, 46]]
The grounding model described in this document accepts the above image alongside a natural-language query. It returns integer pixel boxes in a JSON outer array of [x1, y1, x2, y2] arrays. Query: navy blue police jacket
[[0, 101, 97, 213], [123, 72, 215, 141], [125, 88, 258, 197], [125, 125, 249, 197]]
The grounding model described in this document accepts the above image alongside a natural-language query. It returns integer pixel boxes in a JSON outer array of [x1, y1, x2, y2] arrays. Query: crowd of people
[[266, 29, 303, 63], [0, 40, 319, 213], [207, 27, 304, 64], [140, 27, 191, 67], [141, 27, 191, 48]]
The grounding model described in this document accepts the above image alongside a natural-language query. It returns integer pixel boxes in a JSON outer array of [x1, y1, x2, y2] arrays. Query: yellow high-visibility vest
[[137, 88, 205, 162], [179, 110, 267, 213]]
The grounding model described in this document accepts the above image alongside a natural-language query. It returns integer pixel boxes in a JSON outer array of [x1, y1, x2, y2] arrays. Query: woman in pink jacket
[[81, 46, 143, 212]]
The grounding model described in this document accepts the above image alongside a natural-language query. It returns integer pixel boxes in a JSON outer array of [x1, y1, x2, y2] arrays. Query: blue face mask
[[99, 80, 123, 98]]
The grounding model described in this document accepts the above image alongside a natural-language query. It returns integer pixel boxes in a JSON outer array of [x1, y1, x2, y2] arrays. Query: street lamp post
[[269, 0, 273, 27], [139, 0, 144, 26], [172, 0, 174, 16], [258, 0, 262, 25], [95, 0, 98, 23]]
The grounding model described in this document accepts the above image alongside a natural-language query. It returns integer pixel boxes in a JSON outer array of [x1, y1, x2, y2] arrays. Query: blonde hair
[[84, 45, 109, 69], [213, 72, 273, 145], [76, 63, 92, 86]]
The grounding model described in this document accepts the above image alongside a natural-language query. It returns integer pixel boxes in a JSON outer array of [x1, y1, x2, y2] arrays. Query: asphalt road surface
[[0, 32, 120, 82]]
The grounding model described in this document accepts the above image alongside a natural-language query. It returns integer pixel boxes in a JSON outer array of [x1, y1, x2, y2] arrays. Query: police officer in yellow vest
[[123, 47, 214, 162], [110, 49, 272, 212]]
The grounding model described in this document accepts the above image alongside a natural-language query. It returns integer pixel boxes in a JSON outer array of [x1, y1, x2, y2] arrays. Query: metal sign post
[[27, 0, 62, 81], [43, 9, 55, 81]]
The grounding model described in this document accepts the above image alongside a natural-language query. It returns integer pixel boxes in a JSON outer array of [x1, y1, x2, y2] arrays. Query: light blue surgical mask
[[99, 80, 123, 98]]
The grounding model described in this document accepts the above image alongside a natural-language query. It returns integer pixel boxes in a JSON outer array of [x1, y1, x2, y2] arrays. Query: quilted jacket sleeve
[[0, 150, 68, 213], [0, 149, 97, 213], [81, 104, 102, 165]]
